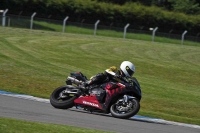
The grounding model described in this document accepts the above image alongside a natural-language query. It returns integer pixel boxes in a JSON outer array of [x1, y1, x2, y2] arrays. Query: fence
[[1, 13, 200, 45]]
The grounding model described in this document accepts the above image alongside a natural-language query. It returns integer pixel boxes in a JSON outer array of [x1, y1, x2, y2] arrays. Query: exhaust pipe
[[67, 76, 83, 85]]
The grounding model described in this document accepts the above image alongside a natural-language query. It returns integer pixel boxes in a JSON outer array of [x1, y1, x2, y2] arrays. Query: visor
[[126, 66, 134, 77]]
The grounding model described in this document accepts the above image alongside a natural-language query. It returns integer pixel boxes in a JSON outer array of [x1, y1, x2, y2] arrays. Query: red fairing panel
[[74, 95, 103, 109], [105, 82, 126, 96], [104, 82, 126, 107]]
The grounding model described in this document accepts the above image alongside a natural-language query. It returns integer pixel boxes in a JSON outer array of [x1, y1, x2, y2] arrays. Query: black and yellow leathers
[[88, 66, 128, 85]]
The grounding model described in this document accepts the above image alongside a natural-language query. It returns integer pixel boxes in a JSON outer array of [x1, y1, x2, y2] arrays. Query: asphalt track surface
[[0, 94, 200, 133]]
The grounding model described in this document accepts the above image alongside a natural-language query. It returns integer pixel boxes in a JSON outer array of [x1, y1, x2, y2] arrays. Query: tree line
[[98, 0, 200, 15], [1, 0, 200, 35]]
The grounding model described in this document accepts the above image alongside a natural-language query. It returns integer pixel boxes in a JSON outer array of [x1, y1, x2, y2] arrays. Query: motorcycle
[[50, 72, 142, 119]]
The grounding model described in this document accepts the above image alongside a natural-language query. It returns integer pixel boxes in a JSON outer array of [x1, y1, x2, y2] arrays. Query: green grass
[[33, 21, 200, 46], [0, 117, 112, 133], [0, 27, 200, 126]]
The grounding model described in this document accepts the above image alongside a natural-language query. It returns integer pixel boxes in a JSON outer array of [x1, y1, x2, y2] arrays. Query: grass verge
[[0, 27, 200, 125], [0, 117, 112, 133], [33, 21, 200, 46]]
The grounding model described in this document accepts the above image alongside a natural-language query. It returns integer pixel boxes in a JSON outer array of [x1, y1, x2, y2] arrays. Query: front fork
[[118, 95, 136, 104], [115, 95, 136, 112], [123, 95, 136, 103]]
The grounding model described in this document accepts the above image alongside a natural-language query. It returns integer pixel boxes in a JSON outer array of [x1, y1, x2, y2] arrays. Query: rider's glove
[[79, 83, 88, 94]]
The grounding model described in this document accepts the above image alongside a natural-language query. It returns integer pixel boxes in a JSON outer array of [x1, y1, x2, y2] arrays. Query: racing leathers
[[86, 66, 129, 87]]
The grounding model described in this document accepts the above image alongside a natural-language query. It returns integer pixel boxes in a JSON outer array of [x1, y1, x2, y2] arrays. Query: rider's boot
[[80, 81, 91, 95]]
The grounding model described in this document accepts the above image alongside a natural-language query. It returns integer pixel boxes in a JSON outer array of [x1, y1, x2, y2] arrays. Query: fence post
[[18, 11, 23, 20], [30, 12, 36, 30], [81, 19, 85, 27], [181, 30, 187, 45], [8, 17, 10, 27], [94, 20, 100, 36], [2, 9, 8, 27], [152, 27, 158, 42], [62, 16, 69, 33], [123, 23, 130, 39]]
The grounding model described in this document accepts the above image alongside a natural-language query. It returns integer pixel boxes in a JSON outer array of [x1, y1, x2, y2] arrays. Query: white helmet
[[120, 61, 135, 77]]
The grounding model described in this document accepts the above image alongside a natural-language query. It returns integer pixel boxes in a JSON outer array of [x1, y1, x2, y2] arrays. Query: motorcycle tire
[[50, 85, 77, 109], [110, 98, 140, 119]]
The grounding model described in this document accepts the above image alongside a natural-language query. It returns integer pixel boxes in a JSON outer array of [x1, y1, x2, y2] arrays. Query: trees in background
[[1, 0, 200, 35], [167, 0, 200, 15], [2, 0, 200, 15], [97, 0, 200, 15]]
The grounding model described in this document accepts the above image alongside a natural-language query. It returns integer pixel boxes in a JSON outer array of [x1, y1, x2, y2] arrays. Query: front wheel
[[50, 85, 78, 109], [110, 98, 140, 119]]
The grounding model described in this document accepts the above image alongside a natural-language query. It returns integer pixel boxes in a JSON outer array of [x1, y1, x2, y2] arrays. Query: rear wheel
[[50, 85, 77, 109], [110, 97, 140, 119]]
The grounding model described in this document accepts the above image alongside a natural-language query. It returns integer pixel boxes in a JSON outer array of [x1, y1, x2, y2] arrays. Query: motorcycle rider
[[81, 61, 135, 92]]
